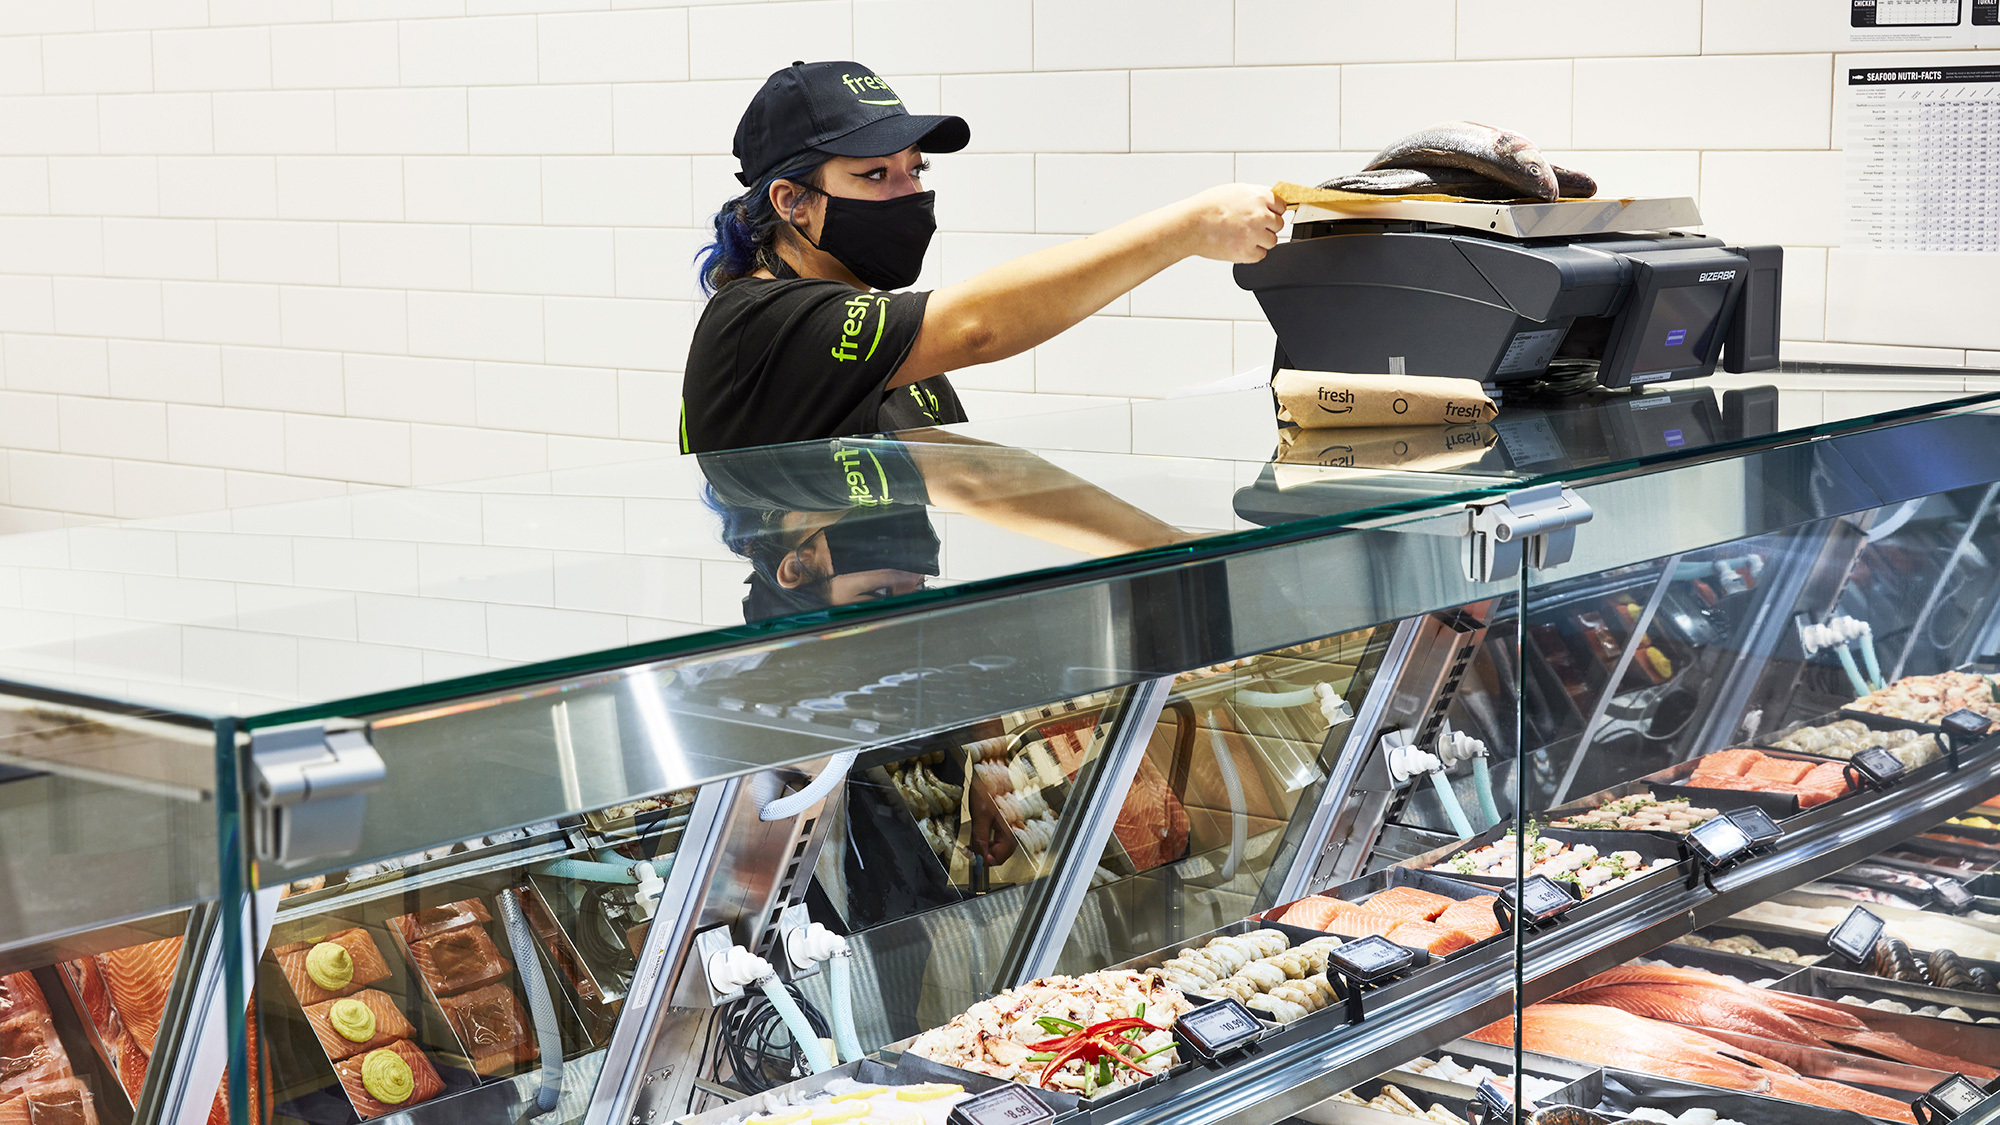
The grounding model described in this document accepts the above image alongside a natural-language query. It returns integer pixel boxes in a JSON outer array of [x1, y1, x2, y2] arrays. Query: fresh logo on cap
[[841, 73, 901, 106]]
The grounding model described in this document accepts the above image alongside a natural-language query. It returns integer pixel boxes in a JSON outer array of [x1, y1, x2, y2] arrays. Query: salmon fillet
[[1561, 964, 1996, 1087], [1434, 897, 1502, 941], [333, 1040, 445, 1119], [1693, 748, 1763, 779], [278, 929, 392, 1006], [58, 961, 118, 1048], [1363, 887, 1456, 921], [1766, 1074, 1916, 1123], [1689, 751, 1853, 808], [406, 926, 510, 997], [0, 1013, 72, 1100], [1746, 757, 1814, 785], [114, 1035, 145, 1105], [98, 936, 183, 1054], [0, 1077, 96, 1125], [1385, 921, 1475, 956], [1796, 762, 1852, 807], [437, 983, 538, 1075], [388, 898, 492, 945], [0, 977, 47, 1022], [1324, 909, 1406, 939], [303, 989, 417, 1061], [1473, 1003, 1799, 1092], [1278, 898, 1350, 930]]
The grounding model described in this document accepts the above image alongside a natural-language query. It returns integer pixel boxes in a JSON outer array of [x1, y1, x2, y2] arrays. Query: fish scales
[[1364, 121, 1560, 202]]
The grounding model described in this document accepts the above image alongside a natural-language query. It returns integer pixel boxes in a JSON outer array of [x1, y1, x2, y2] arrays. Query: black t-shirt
[[680, 275, 967, 454]]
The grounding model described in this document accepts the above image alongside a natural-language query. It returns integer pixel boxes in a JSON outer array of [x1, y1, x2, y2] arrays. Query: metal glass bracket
[[1465, 482, 1593, 582], [249, 723, 386, 865]]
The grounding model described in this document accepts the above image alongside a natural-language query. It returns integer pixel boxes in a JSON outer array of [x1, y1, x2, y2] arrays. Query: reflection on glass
[[1049, 631, 1384, 974], [696, 429, 1191, 623], [803, 688, 1136, 1046]]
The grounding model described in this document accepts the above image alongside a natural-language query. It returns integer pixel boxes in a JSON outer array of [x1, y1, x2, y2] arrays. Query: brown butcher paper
[[1273, 369, 1497, 429]]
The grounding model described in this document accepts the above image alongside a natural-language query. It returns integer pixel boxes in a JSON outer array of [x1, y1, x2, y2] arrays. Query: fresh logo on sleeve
[[831, 293, 890, 363]]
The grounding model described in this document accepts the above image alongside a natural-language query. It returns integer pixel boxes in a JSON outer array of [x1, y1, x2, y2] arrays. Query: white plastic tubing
[[761, 750, 860, 821]]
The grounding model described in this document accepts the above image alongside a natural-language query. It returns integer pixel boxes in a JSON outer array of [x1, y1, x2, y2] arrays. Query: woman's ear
[[774, 547, 809, 588], [770, 178, 820, 242]]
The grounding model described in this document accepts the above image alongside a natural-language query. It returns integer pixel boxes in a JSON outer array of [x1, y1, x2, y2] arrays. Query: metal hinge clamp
[[1464, 482, 1592, 582], [250, 723, 386, 865]]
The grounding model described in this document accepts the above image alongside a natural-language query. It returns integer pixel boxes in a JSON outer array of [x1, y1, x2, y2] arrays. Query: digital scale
[[1235, 197, 1782, 391]]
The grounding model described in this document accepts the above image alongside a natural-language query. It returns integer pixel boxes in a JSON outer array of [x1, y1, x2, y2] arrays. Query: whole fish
[[1316, 167, 1522, 200], [1366, 121, 1561, 202]]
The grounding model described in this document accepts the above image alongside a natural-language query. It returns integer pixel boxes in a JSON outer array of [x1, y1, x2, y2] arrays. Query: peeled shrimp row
[[1158, 930, 1289, 986], [1245, 973, 1338, 1023]]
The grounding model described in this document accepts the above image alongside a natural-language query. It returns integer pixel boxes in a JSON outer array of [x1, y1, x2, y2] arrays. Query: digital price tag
[[1723, 805, 1784, 847], [1941, 709, 1993, 738], [1849, 746, 1909, 787], [1473, 1078, 1515, 1119], [1174, 997, 1263, 1062], [1686, 815, 1754, 868], [1503, 875, 1580, 924], [1828, 905, 1887, 965], [1328, 935, 1419, 984], [1914, 1073, 1992, 1124], [947, 1083, 1055, 1125], [1932, 877, 1974, 911]]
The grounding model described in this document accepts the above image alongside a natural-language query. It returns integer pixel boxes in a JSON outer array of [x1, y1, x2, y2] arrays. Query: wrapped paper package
[[1275, 424, 1498, 472], [1273, 369, 1497, 429]]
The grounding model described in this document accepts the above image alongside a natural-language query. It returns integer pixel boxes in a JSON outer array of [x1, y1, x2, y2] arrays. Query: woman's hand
[[1176, 184, 1288, 263]]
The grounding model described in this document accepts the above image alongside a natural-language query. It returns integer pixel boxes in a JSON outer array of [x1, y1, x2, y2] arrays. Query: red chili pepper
[[1031, 1018, 1163, 1087]]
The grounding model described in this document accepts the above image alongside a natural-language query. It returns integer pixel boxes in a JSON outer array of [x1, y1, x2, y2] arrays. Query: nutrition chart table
[[1845, 65, 2000, 251]]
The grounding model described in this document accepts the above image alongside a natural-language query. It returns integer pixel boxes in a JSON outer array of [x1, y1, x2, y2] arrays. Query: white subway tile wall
[[0, 2, 1981, 537]]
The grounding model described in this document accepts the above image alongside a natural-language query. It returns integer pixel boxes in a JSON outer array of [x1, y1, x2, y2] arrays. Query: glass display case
[[6, 373, 2000, 1125]]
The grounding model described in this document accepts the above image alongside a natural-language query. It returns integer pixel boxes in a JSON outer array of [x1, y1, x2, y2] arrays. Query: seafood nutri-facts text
[[1845, 66, 2000, 251]]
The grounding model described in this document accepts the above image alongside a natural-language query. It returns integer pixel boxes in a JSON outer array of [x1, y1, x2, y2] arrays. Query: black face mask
[[792, 188, 937, 291], [805, 508, 940, 578]]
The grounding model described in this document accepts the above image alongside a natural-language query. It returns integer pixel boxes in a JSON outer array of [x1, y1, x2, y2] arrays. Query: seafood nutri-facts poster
[[1844, 66, 2000, 251]]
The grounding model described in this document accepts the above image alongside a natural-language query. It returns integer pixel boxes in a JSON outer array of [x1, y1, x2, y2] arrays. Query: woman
[[681, 59, 1287, 455]]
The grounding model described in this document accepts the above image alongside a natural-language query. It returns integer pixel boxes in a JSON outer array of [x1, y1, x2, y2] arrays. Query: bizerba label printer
[[1232, 196, 1783, 390]]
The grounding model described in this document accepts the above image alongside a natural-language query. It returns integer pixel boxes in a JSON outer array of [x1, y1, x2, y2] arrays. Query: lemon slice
[[811, 1104, 871, 1124], [894, 1084, 964, 1102], [832, 1086, 888, 1104]]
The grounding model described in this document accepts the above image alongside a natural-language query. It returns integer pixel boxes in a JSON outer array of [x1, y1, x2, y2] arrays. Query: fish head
[[1492, 132, 1544, 175]]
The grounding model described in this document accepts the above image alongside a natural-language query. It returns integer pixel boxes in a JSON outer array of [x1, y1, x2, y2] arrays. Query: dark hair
[[695, 161, 828, 295]]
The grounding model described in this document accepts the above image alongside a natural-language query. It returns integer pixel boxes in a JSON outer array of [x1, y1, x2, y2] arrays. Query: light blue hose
[[1834, 645, 1871, 699], [828, 955, 864, 1063], [1859, 635, 1885, 691], [1470, 754, 1502, 830], [1429, 770, 1475, 839], [534, 858, 637, 883], [758, 977, 835, 1074]]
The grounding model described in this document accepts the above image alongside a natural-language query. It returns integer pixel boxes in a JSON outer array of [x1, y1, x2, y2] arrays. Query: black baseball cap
[[734, 61, 970, 186]]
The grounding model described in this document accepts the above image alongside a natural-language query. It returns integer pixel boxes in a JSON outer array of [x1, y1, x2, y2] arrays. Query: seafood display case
[[9, 378, 2000, 1125]]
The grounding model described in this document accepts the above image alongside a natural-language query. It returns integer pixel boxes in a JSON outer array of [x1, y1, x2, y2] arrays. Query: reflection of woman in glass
[[698, 428, 1189, 621]]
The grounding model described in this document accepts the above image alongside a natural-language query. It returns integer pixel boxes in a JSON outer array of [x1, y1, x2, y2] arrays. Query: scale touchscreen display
[[1628, 283, 1729, 380]]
